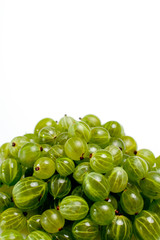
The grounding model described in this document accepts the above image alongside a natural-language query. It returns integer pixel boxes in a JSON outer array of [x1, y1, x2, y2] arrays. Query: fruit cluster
[[0, 114, 160, 240]]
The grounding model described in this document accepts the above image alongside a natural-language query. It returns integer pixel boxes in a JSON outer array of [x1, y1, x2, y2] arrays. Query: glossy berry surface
[[59, 195, 89, 221], [90, 201, 115, 225], [72, 217, 99, 240], [33, 157, 55, 179], [41, 209, 65, 233]]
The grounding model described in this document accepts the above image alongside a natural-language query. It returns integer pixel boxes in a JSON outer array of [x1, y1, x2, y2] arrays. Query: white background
[[0, 1, 160, 156]]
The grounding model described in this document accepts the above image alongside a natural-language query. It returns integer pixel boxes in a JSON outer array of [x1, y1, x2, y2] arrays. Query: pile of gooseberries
[[0, 114, 160, 240]]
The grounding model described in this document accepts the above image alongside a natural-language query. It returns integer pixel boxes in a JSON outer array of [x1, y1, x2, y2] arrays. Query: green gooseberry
[[0, 230, 23, 240], [90, 149, 114, 173], [0, 158, 22, 186], [121, 136, 137, 155], [12, 176, 48, 210], [41, 209, 65, 233], [26, 230, 52, 240], [39, 144, 51, 157], [105, 145, 123, 166], [89, 127, 110, 148], [103, 121, 124, 138], [149, 199, 160, 215], [134, 210, 160, 240], [52, 229, 74, 240], [73, 162, 92, 184], [105, 194, 118, 209], [27, 215, 43, 232], [58, 115, 76, 131], [0, 142, 11, 161], [59, 195, 89, 221], [120, 188, 144, 215], [0, 192, 11, 213], [90, 201, 115, 225], [38, 126, 58, 144], [34, 157, 55, 179], [137, 148, 155, 169], [9, 136, 28, 158], [49, 145, 65, 160], [109, 137, 126, 153], [68, 121, 91, 142], [56, 157, 75, 177], [72, 218, 99, 240], [64, 137, 88, 161], [55, 132, 70, 145], [18, 143, 43, 167], [140, 171, 160, 199], [49, 174, 71, 199], [24, 133, 39, 143], [123, 156, 149, 183], [81, 114, 101, 127], [82, 172, 110, 201], [106, 215, 132, 240], [108, 167, 128, 193], [0, 207, 27, 231], [34, 118, 58, 135]]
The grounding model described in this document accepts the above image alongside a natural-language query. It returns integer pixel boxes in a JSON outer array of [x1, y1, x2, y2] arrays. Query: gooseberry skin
[[90, 149, 114, 173], [140, 171, 160, 199], [106, 215, 132, 240], [40, 144, 52, 157], [105, 194, 118, 209], [149, 199, 160, 215], [64, 137, 88, 161], [103, 121, 124, 138], [134, 210, 160, 240], [82, 172, 110, 201], [0, 230, 23, 240], [120, 188, 144, 215], [58, 115, 76, 131], [27, 215, 43, 232], [56, 157, 75, 177], [41, 209, 65, 233], [0, 192, 11, 212], [109, 137, 126, 153], [24, 133, 39, 144], [49, 174, 71, 199], [123, 156, 148, 183], [73, 162, 92, 184], [0, 207, 27, 231], [0, 142, 11, 161], [121, 136, 137, 155], [89, 127, 110, 148], [87, 143, 101, 155], [33, 157, 55, 179], [59, 196, 89, 221], [72, 218, 99, 240], [108, 167, 128, 193], [55, 132, 70, 145], [0, 158, 22, 186], [90, 201, 115, 225], [81, 114, 101, 127], [9, 136, 29, 158], [71, 186, 84, 197], [137, 149, 155, 169], [12, 177, 48, 210], [34, 118, 58, 135], [38, 126, 58, 144], [18, 143, 42, 168], [68, 121, 91, 142], [49, 145, 65, 160], [52, 229, 74, 240], [26, 230, 52, 240], [105, 145, 123, 166]]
